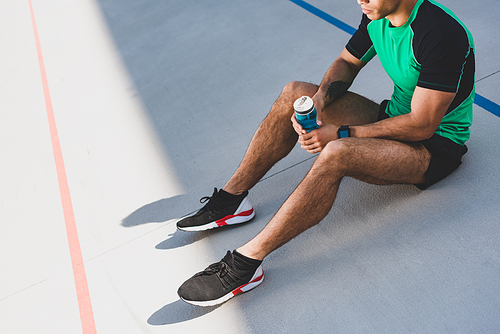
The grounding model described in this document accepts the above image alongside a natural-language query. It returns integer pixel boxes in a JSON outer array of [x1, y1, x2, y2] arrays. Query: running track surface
[[2, 0, 500, 333]]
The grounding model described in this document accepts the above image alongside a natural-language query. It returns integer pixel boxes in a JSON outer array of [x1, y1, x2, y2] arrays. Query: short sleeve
[[414, 20, 471, 93], [346, 14, 377, 62]]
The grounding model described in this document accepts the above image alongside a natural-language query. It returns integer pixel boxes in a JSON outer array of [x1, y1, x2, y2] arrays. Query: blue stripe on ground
[[289, 0, 500, 118], [288, 0, 357, 35], [475, 93, 500, 117]]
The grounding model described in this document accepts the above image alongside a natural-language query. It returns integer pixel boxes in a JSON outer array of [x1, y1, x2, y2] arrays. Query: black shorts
[[378, 100, 468, 190]]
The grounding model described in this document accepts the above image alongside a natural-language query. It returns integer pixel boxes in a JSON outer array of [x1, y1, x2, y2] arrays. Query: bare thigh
[[321, 137, 431, 186], [293, 81, 380, 127]]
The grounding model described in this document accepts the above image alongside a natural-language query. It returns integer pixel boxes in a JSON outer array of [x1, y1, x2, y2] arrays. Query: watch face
[[338, 126, 350, 138], [339, 130, 349, 138]]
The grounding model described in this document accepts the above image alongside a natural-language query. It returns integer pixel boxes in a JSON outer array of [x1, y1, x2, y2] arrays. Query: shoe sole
[[177, 197, 255, 232], [180, 266, 264, 307]]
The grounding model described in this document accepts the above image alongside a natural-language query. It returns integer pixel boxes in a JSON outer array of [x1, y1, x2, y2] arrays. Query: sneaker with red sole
[[176, 188, 254, 232], [178, 251, 264, 306]]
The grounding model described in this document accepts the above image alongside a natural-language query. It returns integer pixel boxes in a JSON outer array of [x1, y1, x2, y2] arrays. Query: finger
[[298, 132, 314, 143], [299, 137, 316, 146], [316, 107, 323, 126], [295, 126, 306, 135], [311, 95, 323, 126], [301, 144, 315, 151], [307, 147, 322, 154], [304, 142, 322, 153], [291, 115, 306, 134], [300, 139, 319, 150], [302, 145, 322, 154]]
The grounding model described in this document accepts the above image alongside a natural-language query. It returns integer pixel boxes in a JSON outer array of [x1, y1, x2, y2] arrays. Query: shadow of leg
[[121, 195, 189, 227]]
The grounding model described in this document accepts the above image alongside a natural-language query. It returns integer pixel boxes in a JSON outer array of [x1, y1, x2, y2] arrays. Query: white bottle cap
[[293, 96, 314, 114]]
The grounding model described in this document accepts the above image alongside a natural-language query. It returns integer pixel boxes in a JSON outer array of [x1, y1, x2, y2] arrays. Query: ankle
[[235, 246, 266, 262], [221, 186, 245, 196], [232, 250, 262, 271], [218, 189, 246, 202]]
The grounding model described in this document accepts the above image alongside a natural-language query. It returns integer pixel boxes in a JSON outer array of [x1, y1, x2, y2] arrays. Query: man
[[176, 0, 475, 307]]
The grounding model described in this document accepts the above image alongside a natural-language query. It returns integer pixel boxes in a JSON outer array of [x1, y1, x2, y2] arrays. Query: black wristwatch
[[337, 125, 351, 138]]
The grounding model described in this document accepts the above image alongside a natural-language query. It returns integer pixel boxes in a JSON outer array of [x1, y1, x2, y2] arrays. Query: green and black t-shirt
[[346, 0, 475, 145]]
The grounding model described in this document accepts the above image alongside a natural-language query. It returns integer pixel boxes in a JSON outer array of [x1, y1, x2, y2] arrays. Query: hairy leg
[[237, 137, 431, 260], [223, 81, 380, 195], [321, 90, 380, 127]]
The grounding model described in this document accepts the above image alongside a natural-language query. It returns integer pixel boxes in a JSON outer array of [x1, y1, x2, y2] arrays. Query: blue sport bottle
[[293, 96, 319, 133]]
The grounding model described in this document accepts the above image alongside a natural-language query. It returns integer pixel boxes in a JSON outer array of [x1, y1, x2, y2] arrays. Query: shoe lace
[[199, 188, 226, 214], [199, 262, 226, 276], [196, 260, 241, 288]]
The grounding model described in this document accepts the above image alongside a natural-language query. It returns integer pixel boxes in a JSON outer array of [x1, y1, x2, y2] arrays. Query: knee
[[281, 81, 317, 99], [316, 140, 351, 171], [323, 140, 349, 157], [282, 81, 302, 95], [265, 81, 318, 123]]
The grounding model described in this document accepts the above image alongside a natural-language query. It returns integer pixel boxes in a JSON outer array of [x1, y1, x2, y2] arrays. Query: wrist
[[311, 93, 325, 109]]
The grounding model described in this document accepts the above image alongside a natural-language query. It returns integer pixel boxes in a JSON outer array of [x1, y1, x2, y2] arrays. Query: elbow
[[413, 126, 436, 141], [408, 113, 439, 141]]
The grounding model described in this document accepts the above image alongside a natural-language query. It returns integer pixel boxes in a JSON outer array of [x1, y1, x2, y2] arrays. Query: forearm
[[313, 50, 363, 108], [351, 113, 436, 142], [351, 87, 455, 142], [316, 60, 354, 105]]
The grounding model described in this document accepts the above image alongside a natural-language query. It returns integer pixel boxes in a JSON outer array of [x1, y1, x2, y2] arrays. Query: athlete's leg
[[223, 81, 380, 195], [236, 137, 431, 260]]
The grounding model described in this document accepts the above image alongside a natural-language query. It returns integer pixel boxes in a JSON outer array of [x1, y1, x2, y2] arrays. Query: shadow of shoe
[[155, 229, 213, 250], [155, 222, 251, 250], [147, 299, 221, 325], [121, 195, 189, 227]]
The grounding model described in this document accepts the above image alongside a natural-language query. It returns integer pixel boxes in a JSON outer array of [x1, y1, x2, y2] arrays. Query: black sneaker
[[176, 188, 255, 232], [177, 251, 264, 306]]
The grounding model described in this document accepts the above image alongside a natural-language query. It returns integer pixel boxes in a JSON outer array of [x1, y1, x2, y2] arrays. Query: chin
[[367, 13, 384, 20]]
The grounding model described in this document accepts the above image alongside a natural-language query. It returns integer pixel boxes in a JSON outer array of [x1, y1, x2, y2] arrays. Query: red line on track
[[28, 1, 97, 333]]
